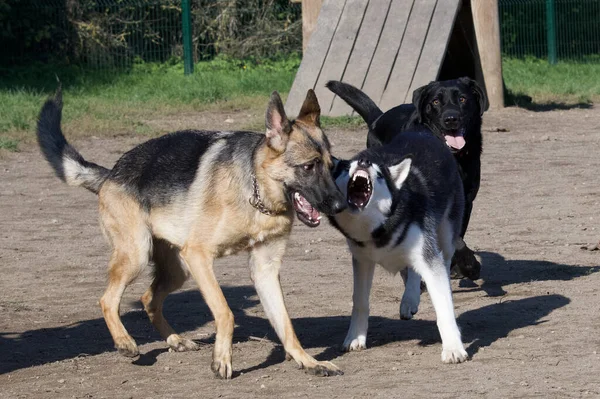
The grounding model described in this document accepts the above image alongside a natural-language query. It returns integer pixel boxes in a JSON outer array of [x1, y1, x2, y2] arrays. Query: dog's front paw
[[451, 245, 481, 280], [211, 357, 233, 379], [115, 336, 139, 358], [342, 334, 367, 352], [167, 334, 200, 352], [304, 361, 344, 377], [441, 346, 469, 364], [211, 349, 233, 379]]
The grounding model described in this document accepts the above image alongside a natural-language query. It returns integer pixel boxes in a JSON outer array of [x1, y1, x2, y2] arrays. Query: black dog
[[327, 77, 488, 280]]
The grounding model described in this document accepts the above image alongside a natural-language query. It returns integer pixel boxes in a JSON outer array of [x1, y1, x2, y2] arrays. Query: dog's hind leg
[[343, 256, 375, 351], [400, 267, 421, 320], [179, 244, 234, 379], [250, 239, 342, 376], [98, 185, 152, 358], [141, 239, 199, 353], [406, 225, 467, 364]]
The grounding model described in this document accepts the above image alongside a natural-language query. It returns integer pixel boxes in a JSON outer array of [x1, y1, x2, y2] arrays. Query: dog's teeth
[[356, 170, 369, 179]]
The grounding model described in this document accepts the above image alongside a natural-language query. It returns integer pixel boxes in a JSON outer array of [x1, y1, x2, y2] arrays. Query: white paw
[[342, 334, 367, 352], [441, 346, 469, 364], [400, 296, 420, 320]]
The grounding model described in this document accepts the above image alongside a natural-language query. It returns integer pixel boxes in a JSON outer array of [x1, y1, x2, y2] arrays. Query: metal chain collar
[[249, 173, 281, 216]]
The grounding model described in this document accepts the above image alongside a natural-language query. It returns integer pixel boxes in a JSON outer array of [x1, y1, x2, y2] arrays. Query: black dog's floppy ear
[[412, 83, 432, 124], [460, 77, 489, 115], [265, 91, 291, 153]]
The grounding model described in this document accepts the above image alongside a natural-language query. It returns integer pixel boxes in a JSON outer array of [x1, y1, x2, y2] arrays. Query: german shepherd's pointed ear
[[412, 83, 432, 124], [459, 77, 489, 115], [265, 91, 291, 153], [297, 89, 321, 126], [388, 156, 412, 189]]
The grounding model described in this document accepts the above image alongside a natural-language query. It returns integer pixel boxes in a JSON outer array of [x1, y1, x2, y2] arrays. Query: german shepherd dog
[[330, 130, 468, 364], [36, 88, 346, 379], [327, 78, 488, 280]]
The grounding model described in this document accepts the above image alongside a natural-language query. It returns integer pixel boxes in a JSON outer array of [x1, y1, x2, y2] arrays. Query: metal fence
[[499, 0, 600, 63], [1, 0, 302, 70], [3, 0, 599, 73]]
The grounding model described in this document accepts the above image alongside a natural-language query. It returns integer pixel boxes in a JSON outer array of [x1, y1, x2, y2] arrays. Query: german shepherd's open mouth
[[293, 192, 322, 227], [347, 168, 372, 210]]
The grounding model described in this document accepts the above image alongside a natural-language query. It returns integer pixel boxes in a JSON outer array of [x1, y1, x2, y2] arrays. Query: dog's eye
[[459, 96, 467, 103], [303, 159, 319, 171], [432, 99, 440, 106]]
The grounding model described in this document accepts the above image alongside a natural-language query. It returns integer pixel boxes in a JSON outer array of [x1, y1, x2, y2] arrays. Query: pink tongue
[[445, 135, 466, 150], [298, 195, 320, 220], [309, 207, 320, 220]]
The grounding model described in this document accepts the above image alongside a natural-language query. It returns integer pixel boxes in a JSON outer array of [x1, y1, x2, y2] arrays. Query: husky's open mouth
[[443, 127, 466, 152], [293, 192, 321, 227], [347, 168, 372, 210]]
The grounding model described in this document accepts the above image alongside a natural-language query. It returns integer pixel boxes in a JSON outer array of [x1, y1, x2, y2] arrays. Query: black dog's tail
[[326, 80, 383, 126], [37, 87, 110, 194]]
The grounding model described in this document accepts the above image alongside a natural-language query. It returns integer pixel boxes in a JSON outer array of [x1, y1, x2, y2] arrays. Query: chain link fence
[[2, 0, 598, 73], [1, 0, 301, 70], [499, 0, 600, 63]]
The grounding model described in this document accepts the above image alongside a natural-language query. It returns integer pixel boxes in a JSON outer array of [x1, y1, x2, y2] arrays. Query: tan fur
[[94, 91, 341, 379]]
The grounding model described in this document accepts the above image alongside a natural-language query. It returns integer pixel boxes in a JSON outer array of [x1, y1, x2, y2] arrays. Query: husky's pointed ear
[[297, 89, 321, 126], [265, 91, 291, 153], [388, 156, 412, 189]]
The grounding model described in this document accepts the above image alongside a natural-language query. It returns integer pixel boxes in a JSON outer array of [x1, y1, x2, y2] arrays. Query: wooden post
[[471, 0, 504, 109], [299, 0, 324, 53]]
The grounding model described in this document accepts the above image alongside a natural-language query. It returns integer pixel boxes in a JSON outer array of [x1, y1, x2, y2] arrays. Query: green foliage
[[1, 0, 301, 68], [499, 0, 600, 62]]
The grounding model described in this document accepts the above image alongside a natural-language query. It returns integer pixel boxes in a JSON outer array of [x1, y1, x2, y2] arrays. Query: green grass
[[0, 56, 302, 149], [2, 55, 597, 152], [321, 115, 366, 129], [0, 138, 19, 151], [502, 57, 600, 105]]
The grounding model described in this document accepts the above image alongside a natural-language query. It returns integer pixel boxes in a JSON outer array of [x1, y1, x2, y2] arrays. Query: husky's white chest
[[350, 239, 408, 274], [346, 223, 424, 275]]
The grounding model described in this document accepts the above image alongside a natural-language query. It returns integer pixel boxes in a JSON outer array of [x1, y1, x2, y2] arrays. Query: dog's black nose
[[358, 159, 371, 168], [444, 115, 458, 124]]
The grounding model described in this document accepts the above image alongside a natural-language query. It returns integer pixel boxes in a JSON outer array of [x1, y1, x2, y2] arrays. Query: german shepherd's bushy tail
[[326, 80, 383, 126], [37, 87, 110, 194]]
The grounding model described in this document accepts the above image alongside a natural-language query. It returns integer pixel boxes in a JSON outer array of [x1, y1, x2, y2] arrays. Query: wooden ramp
[[285, 0, 461, 117]]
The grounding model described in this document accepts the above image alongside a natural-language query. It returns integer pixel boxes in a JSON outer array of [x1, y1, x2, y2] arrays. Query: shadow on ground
[[0, 272, 572, 375], [504, 92, 593, 112], [460, 251, 600, 297]]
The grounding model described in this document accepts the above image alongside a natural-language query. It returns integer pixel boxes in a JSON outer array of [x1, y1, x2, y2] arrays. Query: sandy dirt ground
[[1, 105, 600, 398]]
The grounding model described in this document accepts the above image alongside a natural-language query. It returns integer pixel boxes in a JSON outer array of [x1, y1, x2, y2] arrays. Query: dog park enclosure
[[286, 0, 504, 116]]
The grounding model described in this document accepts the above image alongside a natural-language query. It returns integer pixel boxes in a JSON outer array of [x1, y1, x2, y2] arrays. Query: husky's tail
[[326, 80, 383, 126], [37, 87, 110, 194]]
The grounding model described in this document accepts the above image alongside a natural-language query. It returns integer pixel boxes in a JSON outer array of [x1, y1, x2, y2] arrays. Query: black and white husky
[[330, 129, 468, 363]]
